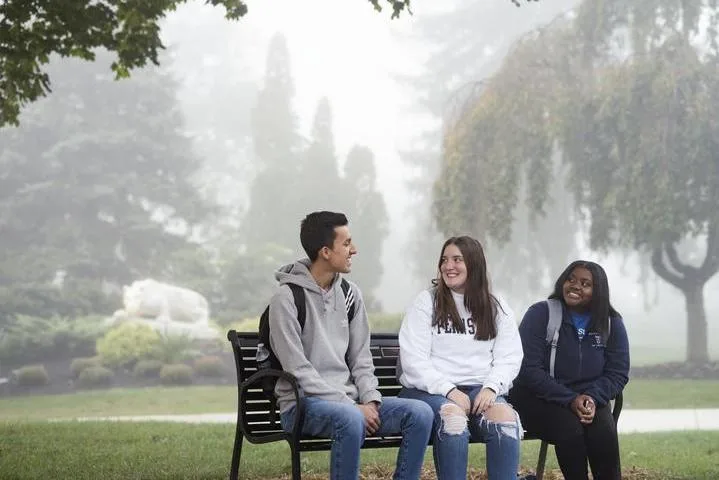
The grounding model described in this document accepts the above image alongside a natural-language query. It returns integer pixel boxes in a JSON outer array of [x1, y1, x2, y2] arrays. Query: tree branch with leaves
[[0, 0, 416, 126]]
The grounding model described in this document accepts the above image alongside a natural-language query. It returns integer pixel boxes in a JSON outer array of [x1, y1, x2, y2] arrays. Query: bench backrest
[[227, 330, 624, 440], [227, 331, 403, 436]]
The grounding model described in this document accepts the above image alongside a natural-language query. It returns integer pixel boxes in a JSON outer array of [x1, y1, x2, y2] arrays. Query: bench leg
[[229, 426, 243, 480], [535, 440, 548, 480], [290, 442, 301, 480]]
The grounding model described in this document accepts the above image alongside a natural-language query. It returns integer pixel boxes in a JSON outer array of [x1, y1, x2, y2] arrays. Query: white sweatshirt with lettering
[[398, 289, 523, 397]]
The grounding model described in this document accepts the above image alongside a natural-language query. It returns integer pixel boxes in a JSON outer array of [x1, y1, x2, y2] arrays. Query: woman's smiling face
[[440, 243, 467, 293], [563, 266, 593, 311]]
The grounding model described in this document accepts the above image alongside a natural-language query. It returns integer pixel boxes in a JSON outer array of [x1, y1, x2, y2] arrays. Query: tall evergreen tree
[[297, 99, 388, 309], [299, 97, 344, 211], [0, 52, 212, 323], [243, 33, 303, 259], [342, 146, 388, 311], [242, 40, 390, 309]]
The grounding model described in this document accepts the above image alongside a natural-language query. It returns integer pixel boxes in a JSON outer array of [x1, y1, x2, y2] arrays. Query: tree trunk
[[682, 284, 708, 364], [650, 236, 717, 364]]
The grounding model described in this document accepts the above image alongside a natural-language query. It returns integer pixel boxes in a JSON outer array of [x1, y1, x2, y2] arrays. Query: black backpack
[[256, 278, 356, 399]]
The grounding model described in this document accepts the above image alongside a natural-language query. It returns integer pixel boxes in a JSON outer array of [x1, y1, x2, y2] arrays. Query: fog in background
[[2, 0, 717, 366], [162, 0, 717, 360]]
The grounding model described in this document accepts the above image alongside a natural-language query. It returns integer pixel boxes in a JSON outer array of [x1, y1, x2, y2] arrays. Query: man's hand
[[447, 388, 471, 414], [570, 394, 595, 424], [471, 387, 497, 414], [357, 402, 381, 435]]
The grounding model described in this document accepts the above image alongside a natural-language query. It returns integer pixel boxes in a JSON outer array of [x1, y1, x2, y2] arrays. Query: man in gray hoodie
[[270, 211, 433, 480]]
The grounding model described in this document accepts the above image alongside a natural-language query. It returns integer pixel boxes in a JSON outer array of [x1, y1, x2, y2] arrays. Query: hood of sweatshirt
[[275, 258, 345, 309]]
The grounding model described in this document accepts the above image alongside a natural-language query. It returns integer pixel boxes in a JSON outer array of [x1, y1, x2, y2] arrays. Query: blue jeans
[[400, 386, 522, 480], [280, 396, 433, 480]]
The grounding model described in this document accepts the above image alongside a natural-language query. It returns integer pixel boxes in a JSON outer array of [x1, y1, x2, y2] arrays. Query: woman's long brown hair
[[432, 236, 500, 340]]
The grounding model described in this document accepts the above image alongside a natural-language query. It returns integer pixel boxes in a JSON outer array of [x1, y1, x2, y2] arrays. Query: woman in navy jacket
[[510, 260, 629, 480]]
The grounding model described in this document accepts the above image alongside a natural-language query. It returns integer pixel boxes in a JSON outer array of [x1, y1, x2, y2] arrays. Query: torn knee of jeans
[[482, 404, 516, 423], [481, 408, 524, 440], [439, 403, 468, 435], [495, 409, 524, 440], [498, 422, 522, 440]]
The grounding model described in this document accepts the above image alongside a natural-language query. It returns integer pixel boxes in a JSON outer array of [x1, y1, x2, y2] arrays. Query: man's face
[[323, 225, 357, 274]]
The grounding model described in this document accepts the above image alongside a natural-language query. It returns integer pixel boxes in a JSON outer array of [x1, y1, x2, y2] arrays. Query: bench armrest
[[241, 367, 301, 395], [239, 368, 306, 443]]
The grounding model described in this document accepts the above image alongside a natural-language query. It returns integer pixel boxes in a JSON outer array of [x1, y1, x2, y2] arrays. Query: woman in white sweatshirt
[[398, 236, 524, 480]]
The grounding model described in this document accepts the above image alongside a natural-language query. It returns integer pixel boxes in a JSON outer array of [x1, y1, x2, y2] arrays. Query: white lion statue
[[109, 279, 216, 339]]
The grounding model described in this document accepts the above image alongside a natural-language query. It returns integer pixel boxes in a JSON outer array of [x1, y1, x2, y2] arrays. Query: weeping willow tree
[[436, 0, 719, 363], [433, 24, 578, 307]]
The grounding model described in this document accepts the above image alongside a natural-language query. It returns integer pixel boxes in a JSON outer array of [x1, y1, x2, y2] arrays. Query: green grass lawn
[[0, 378, 717, 422], [0, 421, 717, 479], [0, 385, 237, 421], [628, 343, 719, 366], [621, 379, 719, 409]]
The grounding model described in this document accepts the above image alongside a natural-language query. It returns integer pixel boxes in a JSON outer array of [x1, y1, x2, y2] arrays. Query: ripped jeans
[[399, 385, 522, 480]]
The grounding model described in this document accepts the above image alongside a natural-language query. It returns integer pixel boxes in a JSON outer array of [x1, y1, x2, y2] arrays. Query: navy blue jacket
[[515, 301, 630, 407]]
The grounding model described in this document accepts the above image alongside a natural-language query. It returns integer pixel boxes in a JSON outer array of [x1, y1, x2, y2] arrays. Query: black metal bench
[[227, 330, 623, 480]]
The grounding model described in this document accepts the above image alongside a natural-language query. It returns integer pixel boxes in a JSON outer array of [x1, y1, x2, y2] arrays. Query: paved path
[[617, 408, 719, 433], [67, 409, 719, 434]]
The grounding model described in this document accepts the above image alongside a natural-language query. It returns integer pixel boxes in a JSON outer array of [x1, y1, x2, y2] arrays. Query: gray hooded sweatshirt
[[269, 259, 382, 413]]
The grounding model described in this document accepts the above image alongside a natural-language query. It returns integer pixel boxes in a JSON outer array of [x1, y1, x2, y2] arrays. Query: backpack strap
[[288, 283, 306, 328], [285, 280, 353, 329], [339, 278, 359, 368], [544, 299, 615, 378], [545, 299, 563, 379], [340, 278, 356, 321]]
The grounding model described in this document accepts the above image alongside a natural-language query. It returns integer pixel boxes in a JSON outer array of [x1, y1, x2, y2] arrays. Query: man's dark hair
[[300, 211, 348, 262]]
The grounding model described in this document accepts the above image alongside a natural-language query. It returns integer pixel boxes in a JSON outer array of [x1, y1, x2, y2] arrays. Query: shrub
[[159, 364, 193, 385], [0, 315, 108, 365], [0, 316, 54, 365], [196, 327, 227, 355], [96, 323, 160, 368], [70, 357, 102, 378], [12, 365, 49, 387], [133, 359, 164, 379], [225, 317, 260, 333], [77, 366, 114, 388], [51, 315, 108, 358], [193, 355, 224, 377], [150, 332, 199, 364]]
